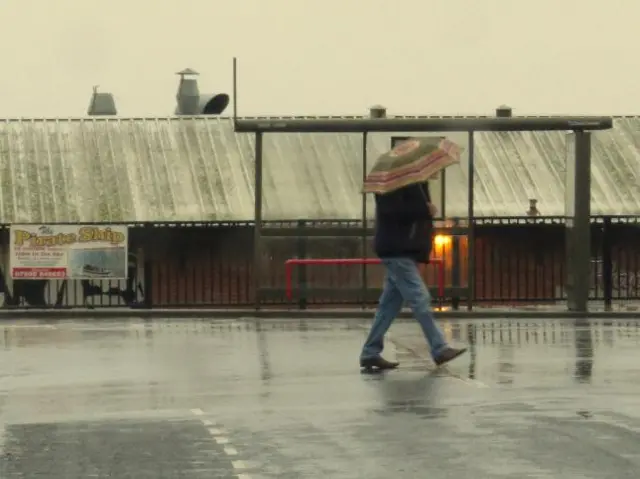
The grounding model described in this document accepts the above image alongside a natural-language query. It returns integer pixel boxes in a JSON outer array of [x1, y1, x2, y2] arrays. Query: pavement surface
[[0, 317, 638, 478]]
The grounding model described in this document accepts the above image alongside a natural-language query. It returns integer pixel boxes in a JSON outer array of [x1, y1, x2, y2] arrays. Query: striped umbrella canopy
[[363, 137, 463, 194]]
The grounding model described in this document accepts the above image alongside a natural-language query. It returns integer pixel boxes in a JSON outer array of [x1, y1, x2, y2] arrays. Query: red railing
[[285, 258, 445, 301]]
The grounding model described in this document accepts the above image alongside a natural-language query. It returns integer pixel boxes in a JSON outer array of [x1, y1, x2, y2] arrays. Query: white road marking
[[224, 446, 238, 456], [232, 460, 247, 469], [190, 408, 251, 476]]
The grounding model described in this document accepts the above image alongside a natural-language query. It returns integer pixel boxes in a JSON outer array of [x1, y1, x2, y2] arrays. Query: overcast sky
[[1, 0, 638, 117]]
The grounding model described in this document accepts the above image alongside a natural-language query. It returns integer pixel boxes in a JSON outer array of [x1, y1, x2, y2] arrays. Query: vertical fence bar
[[297, 219, 307, 309], [361, 132, 368, 308], [142, 224, 153, 308], [190, 234, 197, 305], [253, 132, 264, 310], [602, 216, 613, 310], [451, 218, 460, 310], [143, 258, 153, 308], [466, 131, 475, 310]]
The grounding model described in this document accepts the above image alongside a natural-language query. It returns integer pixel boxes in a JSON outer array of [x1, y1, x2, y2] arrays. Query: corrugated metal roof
[[0, 116, 639, 222]]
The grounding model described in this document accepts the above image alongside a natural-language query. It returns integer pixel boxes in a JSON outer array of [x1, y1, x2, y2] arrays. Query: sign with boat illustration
[[9, 224, 128, 280]]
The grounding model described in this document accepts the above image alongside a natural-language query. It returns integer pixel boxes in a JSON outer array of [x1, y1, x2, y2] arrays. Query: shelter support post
[[466, 132, 475, 311], [565, 131, 592, 312], [254, 132, 263, 309], [361, 132, 368, 309]]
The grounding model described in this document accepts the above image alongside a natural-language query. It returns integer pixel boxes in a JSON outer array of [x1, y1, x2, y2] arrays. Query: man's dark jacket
[[373, 182, 434, 263]]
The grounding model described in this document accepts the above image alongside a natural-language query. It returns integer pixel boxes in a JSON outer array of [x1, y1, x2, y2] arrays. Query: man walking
[[360, 182, 466, 371]]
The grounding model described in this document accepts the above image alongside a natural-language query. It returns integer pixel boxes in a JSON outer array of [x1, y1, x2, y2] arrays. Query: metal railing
[[0, 216, 637, 309]]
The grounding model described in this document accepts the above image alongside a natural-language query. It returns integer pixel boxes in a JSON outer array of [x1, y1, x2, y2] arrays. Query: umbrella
[[363, 137, 463, 194]]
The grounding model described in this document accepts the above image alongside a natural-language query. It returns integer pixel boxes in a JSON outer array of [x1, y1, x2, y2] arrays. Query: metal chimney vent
[[370, 104, 387, 119], [527, 198, 540, 217], [496, 105, 512, 118], [175, 68, 200, 115], [87, 86, 117, 115]]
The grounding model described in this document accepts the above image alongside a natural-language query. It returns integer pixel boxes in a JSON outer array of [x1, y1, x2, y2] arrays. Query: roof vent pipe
[[496, 105, 512, 118], [370, 104, 387, 119], [175, 68, 200, 115], [87, 86, 117, 115]]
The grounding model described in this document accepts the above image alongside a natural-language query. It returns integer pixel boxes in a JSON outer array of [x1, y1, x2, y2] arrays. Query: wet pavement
[[0, 317, 638, 478]]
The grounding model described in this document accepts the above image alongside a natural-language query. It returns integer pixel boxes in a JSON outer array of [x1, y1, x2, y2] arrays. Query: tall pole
[[466, 131, 475, 310], [361, 132, 368, 308], [565, 131, 592, 312], [253, 132, 263, 309], [232, 57, 238, 124]]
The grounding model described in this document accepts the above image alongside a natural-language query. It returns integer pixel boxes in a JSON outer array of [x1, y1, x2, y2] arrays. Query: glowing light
[[433, 234, 452, 247]]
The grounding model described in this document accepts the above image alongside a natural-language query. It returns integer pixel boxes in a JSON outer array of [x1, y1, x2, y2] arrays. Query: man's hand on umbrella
[[428, 203, 438, 216]]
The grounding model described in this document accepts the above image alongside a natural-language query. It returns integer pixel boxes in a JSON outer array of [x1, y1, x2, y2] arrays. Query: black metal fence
[[1, 216, 639, 309]]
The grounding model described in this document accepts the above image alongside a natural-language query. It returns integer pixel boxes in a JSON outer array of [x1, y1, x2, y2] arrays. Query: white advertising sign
[[9, 224, 128, 280]]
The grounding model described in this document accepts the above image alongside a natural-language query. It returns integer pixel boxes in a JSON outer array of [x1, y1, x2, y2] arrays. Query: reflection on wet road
[[0, 317, 639, 478]]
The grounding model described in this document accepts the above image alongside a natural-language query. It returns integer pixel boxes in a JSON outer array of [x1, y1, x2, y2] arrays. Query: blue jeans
[[360, 257, 448, 361]]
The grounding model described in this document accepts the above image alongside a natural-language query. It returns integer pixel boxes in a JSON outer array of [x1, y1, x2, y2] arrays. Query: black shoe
[[360, 357, 399, 371], [434, 347, 467, 366]]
